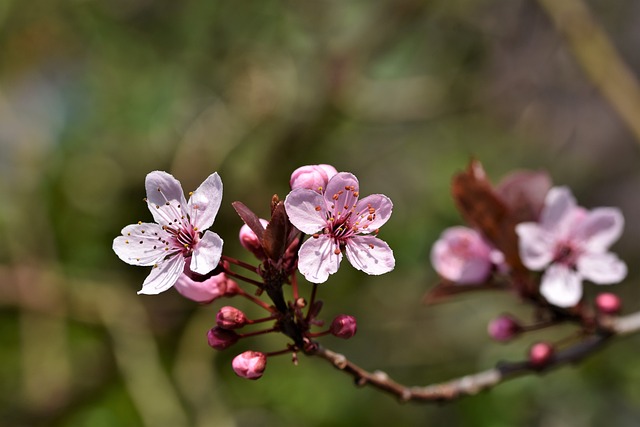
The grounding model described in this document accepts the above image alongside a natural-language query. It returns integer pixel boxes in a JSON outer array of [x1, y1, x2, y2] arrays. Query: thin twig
[[309, 310, 640, 403]]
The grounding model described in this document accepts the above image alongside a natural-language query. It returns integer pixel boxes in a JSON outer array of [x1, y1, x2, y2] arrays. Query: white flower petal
[[540, 264, 583, 307], [515, 222, 554, 270], [540, 186, 577, 233], [354, 194, 393, 233], [297, 235, 342, 283], [574, 208, 624, 253], [145, 171, 188, 224], [284, 189, 327, 234], [138, 255, 185, 295], [188, 172, 223, 231], [190, 231, 223, 275], [345, 235, 395, 276], [577, 252, 627, 284], [113, 223, 170, 266]]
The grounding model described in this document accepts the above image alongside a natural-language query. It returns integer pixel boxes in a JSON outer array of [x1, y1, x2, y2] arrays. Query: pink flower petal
[[138, 255, 185, 295], [188, 172, 223, 231], [324, 172, 359, 222], [284, 189, 327, 234], [577, 252, 627, 284], [297, 235, 342, 283], [345, 235, 395, 276], [539, 264, 583, 307], [145, 171, 188, 224], [190, 230, 223, 275], [515, 222, 554, 271], [113, 223, 169, 266], [354, 194, 393, 232], [574, 207, 624, 253], [540, 186, 577, 234], [174, 271, 230, 303], [430, 227, 492, 284]]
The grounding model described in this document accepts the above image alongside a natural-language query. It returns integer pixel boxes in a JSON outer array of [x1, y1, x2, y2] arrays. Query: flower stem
[[305, 283, 319, 322], [224, 269, 264, 288], [221, 255, 260, 274], [237, 288, 274, 312]]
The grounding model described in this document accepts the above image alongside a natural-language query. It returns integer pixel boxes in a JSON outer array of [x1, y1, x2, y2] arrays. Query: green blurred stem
[[538, 0, 640, 145]]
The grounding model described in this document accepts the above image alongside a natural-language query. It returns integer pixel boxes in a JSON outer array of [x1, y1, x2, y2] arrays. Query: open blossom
[[113, 171, 224, 295], [284, 172, 395, 283], [515, 186, 626, 307], [430, 226, 500, 284]]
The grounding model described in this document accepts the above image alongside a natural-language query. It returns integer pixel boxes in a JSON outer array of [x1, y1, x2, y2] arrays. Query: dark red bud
[[330, 314, 357, 339], [207, 327, 240, 350], [487, 315, 522, 342], [216, 306, 248, 329]]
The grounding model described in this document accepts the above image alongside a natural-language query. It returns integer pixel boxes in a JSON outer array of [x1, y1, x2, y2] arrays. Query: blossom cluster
[[113, 163, 394, 379], [113, 160, 630, 380], [428, 162, 628, 352]]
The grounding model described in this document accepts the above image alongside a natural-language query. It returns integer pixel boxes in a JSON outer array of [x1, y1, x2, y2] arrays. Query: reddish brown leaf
[[451, 160, 525, 273], [232, 201, 265, 242], [263, 201, 289, 261], [496, 170, 552, 224]]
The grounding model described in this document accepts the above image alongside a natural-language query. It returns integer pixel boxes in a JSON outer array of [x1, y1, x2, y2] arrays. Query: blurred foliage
[[2, 0, 640, 426]]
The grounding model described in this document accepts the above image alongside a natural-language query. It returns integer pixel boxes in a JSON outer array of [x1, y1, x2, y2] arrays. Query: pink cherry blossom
[[289, 164, 338, 192], [113, 171, 224, 295], [430, 226, 497, 284], [515, 186, 626, 307], [284, 172, 395, 283]]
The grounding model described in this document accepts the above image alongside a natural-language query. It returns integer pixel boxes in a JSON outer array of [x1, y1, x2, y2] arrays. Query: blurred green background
[[2, 0, 640, 426]]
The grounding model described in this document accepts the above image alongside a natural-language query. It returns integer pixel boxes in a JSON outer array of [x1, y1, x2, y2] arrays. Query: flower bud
[[174, 270, 237, 304], [216, 306, 248, 329], [595, 292, 621, 315], [430, 226, 495, 284], [529, 342, 554, 368], [488, 315, 521, 342], [330, 314, 357, 339], [232, 351, 267, 380], [239, 219, 269, 260], [290, 164, 338, 192], [207, 327, 240, 350]]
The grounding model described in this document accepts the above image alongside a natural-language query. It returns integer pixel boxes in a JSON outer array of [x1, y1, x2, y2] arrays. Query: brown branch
[[310, 311, 640, 403]]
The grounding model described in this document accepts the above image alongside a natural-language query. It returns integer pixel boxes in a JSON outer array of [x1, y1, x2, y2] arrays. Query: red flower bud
[[207, 327, 239, 350], [216, 306, 248, 329], [487, 315, 521, 342], [232, 351, 267, 380], [330, 314, 357, 339]]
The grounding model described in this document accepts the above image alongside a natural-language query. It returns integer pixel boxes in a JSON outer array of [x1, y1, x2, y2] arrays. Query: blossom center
[[164, 224, 199, 256], [553, 241, 581, 268]]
